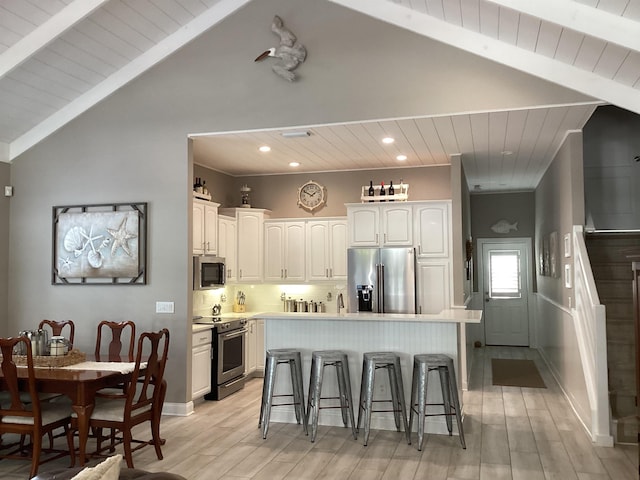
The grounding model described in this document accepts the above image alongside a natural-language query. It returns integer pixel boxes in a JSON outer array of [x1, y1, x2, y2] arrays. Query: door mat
[[491, 358, 546, 388]]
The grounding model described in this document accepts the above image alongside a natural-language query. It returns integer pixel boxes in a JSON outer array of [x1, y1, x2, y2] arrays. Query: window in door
[[489, 250, 521, 299]]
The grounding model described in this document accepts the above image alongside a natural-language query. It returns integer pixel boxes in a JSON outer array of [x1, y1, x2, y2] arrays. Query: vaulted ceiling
[[1, 0, 638, 192]]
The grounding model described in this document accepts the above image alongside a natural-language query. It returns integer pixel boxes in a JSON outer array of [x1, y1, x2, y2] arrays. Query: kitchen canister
[[49, 336, 69, 356], [284, 298, 296, 312], [16, 329, 48, 356], [296, 299, 308, 312], [16, 330, 32, 355]]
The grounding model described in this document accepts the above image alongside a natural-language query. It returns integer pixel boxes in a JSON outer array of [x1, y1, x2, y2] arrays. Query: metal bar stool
[[409, 353, 466, 450], [357, 351, 411, 446], [306, 350, 358, 442], [259, 348, 307, 439]]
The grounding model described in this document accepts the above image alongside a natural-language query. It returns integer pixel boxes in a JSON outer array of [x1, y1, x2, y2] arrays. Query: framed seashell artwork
[[52, 202, 147, 285]]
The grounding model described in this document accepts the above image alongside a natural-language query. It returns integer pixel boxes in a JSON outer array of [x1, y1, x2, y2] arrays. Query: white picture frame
[[564, 233, 571, 258], [564, 264, 572, 289]]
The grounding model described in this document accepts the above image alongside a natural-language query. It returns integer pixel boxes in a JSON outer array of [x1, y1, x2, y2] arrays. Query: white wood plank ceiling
[[1, 0, 639, 192]]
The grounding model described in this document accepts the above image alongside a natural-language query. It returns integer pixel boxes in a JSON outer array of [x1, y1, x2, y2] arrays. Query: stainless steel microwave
[[193, 255, 226, 289]]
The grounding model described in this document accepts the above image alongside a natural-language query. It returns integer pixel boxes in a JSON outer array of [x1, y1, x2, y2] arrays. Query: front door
[[480, 239, 531, 346]]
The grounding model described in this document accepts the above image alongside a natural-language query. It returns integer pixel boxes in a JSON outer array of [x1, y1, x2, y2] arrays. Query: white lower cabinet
[[256, 319, 265, 372], [245, 319, 265, 377], [191, 329, 212, 399]]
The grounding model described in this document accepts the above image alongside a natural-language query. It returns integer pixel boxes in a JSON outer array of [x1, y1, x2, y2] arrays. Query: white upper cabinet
[[414, 202, 450, 259], [193, 200, 219, 255], [220, 208, 271, 282], [264, 221, 305, 282], [306, 219, 347, 281], [347, 204, 412, 247], [218, 215, 237, 282]]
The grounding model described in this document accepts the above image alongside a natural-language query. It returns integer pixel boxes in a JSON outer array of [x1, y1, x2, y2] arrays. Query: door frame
[[477, 237, 535, 347]]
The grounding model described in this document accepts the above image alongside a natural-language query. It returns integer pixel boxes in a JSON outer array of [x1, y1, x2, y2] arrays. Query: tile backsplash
[[193, 283, 347, 317]]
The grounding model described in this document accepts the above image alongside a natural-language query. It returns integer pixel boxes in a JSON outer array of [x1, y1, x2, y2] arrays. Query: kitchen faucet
[[337, 293, 345, 313]]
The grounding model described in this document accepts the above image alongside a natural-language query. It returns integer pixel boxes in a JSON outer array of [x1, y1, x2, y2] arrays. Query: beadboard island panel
[[260, 310, 481, 436]]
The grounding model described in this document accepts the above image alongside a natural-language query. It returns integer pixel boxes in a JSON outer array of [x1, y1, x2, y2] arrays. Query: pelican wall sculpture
[[255, 16, 307, 82]]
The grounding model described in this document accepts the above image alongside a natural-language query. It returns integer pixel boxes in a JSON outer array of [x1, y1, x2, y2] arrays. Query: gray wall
[[5, 0, 593, 407], [0, 163, 9, 334], [536, 132, 584, 306], [470, 191, 536, 291], [451, 156, 472, 306], [196, 165, 451, 217], [534, 131, 590, 430], [584, 105, 640, 230]]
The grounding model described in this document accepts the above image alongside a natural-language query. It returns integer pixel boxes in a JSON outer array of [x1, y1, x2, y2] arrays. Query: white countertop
[[254, 309, 482, 324], [192, 324, 213, 333], [192, 309, 481, 332]]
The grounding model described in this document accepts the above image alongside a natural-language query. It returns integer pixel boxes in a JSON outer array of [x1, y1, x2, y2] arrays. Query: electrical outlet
[[155, 301, 174, 314]]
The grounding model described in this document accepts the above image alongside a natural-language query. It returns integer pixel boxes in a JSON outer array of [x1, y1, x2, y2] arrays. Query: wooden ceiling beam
[[486, 0, 640, 52], [9, 0, 252, 161], [0, 0, 109, 80]]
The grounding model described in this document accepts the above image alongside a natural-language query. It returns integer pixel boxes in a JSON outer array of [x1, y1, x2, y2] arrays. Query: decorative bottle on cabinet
[[388, 181, 394, 201], [368, 180, 374, 202], [380, 182, 385, 201]]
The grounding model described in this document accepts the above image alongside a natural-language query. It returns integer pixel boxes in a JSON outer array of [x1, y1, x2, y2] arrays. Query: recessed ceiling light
[[259, 145, 271, 153], [396, 154, 407, 161], [382, 137, 395, 144], [289, 162, 300, 167]]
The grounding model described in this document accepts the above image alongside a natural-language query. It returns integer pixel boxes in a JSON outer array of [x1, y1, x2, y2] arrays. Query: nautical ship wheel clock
[[297, 180, 326, 212]]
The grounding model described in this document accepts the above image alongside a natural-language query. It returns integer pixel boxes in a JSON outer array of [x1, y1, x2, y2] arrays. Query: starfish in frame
[[107, 217, 137, 257]]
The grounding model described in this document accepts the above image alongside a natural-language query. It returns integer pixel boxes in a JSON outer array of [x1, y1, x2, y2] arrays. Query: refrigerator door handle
[[378, 263, 385, 312]]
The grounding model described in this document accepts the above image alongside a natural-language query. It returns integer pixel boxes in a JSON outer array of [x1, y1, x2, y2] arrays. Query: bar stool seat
[[409, 353, 466, 450], [357, 351, 411, 446], [306, 350, 357, 442], [259, 348, 307, 439]]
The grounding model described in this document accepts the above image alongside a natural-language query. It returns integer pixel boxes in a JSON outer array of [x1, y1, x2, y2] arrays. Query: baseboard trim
[[163, 401, 194, 416]]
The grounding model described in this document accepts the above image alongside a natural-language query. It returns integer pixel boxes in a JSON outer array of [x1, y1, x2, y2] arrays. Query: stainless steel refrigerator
[[347, 247, 416, 313]]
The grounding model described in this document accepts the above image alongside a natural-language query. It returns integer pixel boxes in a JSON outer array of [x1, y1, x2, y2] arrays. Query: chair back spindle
[[38, 319, 75, 348], [95, 320, 136, 362]]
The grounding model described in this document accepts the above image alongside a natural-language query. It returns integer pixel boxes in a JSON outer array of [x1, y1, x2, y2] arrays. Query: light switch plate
[[4, 186, 13, 197], [155, 301, 174, 313]]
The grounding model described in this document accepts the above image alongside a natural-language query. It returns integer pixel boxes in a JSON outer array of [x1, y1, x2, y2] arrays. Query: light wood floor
[[2, 346, 637, 479]]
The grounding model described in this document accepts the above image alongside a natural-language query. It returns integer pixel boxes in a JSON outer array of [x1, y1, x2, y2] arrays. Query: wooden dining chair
[[94, 320, 136, 362], [38, 319, 75, 348], [0, 337, 75, 478], [74, 328, 170, 468], [93, 320, 137, 405]]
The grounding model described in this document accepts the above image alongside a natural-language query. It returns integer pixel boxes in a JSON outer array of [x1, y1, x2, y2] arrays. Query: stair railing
[[572, 225, 612, 445]]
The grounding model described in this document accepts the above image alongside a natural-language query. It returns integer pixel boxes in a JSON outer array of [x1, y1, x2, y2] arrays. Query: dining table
[[0, 354, 142, 466]]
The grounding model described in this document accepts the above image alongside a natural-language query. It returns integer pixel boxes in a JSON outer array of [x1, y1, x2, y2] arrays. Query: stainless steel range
[[193, 316, 248, 400]]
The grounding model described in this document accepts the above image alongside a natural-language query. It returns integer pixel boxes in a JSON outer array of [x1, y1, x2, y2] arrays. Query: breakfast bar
[[257, 309, 482, 435]]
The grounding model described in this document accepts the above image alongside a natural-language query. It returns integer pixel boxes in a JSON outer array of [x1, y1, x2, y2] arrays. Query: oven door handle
[[219, 328, 248, 340]]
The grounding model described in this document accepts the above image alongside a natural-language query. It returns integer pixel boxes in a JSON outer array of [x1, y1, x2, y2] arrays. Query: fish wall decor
[[491, 220, 518, 234]]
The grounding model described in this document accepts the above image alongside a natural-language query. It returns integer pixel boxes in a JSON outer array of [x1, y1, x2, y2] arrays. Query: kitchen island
[[256, 309, 481, 436]]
